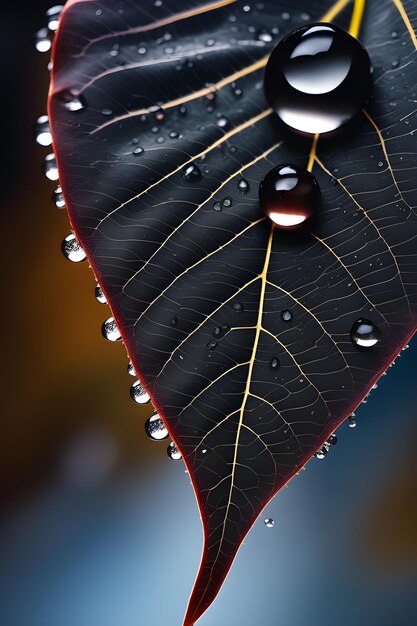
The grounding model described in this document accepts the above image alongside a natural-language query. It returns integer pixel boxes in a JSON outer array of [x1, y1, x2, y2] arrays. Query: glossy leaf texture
[[49, 1, 417, 624]]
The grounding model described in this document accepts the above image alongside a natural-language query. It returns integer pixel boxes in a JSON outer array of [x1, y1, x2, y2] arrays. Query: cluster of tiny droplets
[[35, 3, 179, 457]]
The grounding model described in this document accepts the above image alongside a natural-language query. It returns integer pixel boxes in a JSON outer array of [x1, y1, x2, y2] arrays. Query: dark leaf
[[49, 0, 417, 623]]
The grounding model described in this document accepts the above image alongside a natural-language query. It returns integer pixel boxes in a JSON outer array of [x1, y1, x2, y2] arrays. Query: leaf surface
[[49, 1, 417, 623]]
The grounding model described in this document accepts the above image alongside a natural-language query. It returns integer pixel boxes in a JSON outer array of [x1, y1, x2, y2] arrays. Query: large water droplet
[[145, 412, 169, 441], [167, 441, 182, 460], [102, 317, 122, 342], [351, 318, 381, 348], [44, 153, 59, 181], [259, 165, 320, 229], [130, 380, 151, 405], [264, 23, 371, 134], [95, 285, 107, 304], [46, 5, 63, 31], [264, 518, 275, 528], [61, 233, 86, 263], [53, 186, 66, 208], [35, 115, 52, 146]]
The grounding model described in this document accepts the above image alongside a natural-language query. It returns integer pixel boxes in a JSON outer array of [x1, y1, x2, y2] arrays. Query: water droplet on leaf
[[183, 163, 201, 180], [46, 5, 63, 31], [145, 412, 169, 441], [130, 380, 151, 405], [35, 115, 52, 146], [264, 518, 275, 528], [44, 153, 59, 181], [58, 90, 85, 112], [61, 233, 86, 263], [53, 186, 66, 208], [259, 165, 320, 229], [95, 285, 107, 304], [264, 23, 371, 134], [35, 28, 52, 52], [127, 361, 136, 377], [351, 318, 381, 348], [167, 442, 182, 460], [102, 317, 122, 342]]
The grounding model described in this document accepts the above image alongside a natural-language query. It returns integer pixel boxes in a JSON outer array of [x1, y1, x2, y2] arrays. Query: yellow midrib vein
[[213, 226, 274, 562]]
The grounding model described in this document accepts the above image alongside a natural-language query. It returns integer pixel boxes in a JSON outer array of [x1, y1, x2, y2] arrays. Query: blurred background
[[1, 2, 416, 625]]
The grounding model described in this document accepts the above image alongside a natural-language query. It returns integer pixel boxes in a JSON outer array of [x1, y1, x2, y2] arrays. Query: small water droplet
[[61, 233, 86, 263], [233, 302, 244, 312], [258, 31, 273, 43], [44, 153, 59, 181], [167, 441, 182, 460], [260, 165, 320, 229], [222, 197, 232, 208], [101, 317, 122, 342], [351, 318, 381, 348], [53, 185, 66, 208], [145, 412, 169, 441], [35, 115, 52, 146], [213, 201, 222, 212], [216, 116, 229, 129], [327, 433, 338, 446], [264, 518, 275, 528], [207, 340, 218, 351], [58, 90, 85, 112], [315, 447, 328, 460], [127, 361, 136, 377], [214, 324, 230, 338], [348, 415, 357, 428], [270, 357, 280, 369], [95, 285, 107, 304], [179, 105, 187, 116], [183, 163, 201, 180], [35, 27, 52, 52], [238, 179, 250, 193], [133, 146, 144, 156], [281, 310, 292, 322], [46, 5, 63, 32], [130, 380, 151, 405], [171, 315, 178, 326]]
